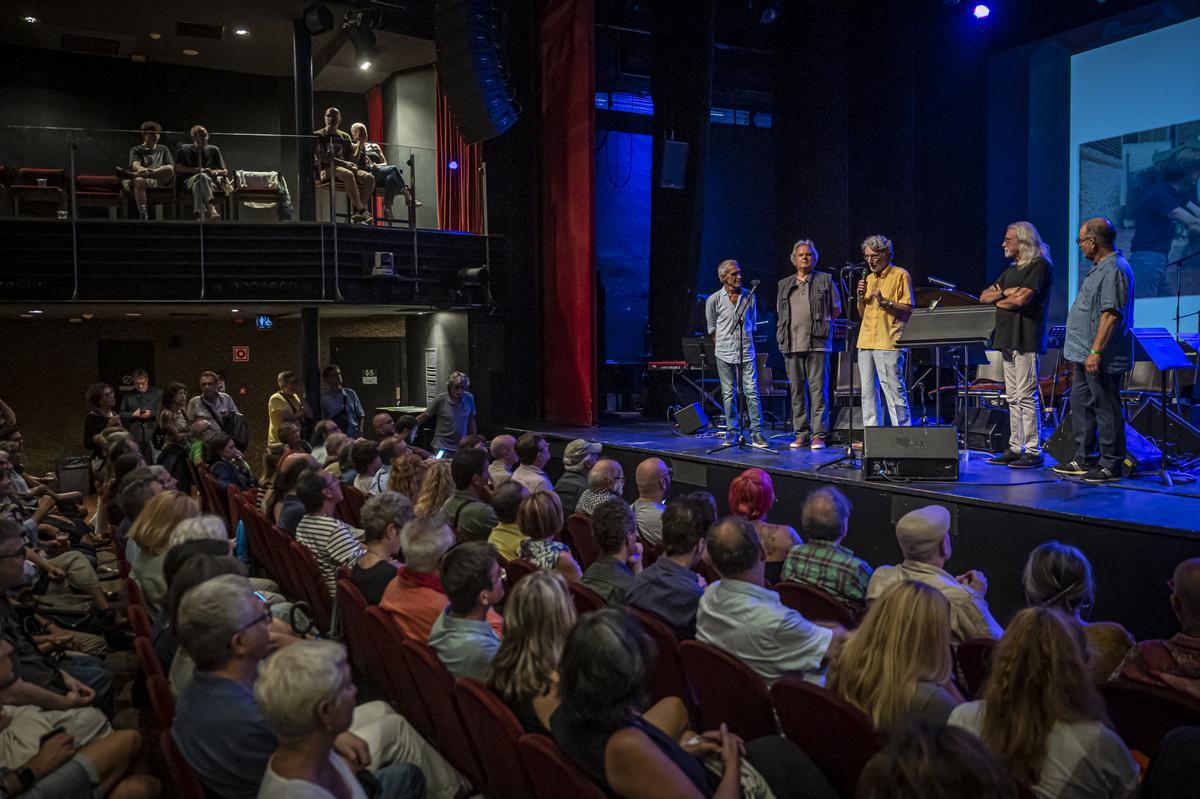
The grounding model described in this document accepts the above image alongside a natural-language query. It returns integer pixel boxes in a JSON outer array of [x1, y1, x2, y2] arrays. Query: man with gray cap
[[554, 439, 601, 515], [866, 504, 1003, 644]]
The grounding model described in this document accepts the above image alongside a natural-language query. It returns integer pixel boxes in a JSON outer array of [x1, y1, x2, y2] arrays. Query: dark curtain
[[435, 73, 484, 234]]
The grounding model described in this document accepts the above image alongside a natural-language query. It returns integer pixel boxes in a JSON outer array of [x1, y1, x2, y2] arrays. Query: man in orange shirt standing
[[855, 234, 915, 433]]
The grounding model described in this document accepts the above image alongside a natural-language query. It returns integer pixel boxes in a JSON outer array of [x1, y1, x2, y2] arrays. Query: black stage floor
[[517, 421, 1200, 639]]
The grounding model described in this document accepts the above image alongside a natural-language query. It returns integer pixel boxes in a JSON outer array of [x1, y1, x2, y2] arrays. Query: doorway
[[329, 338, 408, 414]]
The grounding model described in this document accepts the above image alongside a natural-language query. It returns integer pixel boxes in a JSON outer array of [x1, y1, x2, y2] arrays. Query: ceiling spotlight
[[149, 31, 162, 39], [357, 56, 373, 70], [28, 309, 42, 314], [22, 16, 38, 24], [972, 4, 991, 19], [230, 308, 240, 313], [182, 48, 199, 55], [234, 28, 249, 36], [758, 1, 780, 24], [124, 312, 142, 317]]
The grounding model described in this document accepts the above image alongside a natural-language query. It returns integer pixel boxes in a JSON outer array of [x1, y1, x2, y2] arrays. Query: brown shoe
[[790, 433, 810, 449]]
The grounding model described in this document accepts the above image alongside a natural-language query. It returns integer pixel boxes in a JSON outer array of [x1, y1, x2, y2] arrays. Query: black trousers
[[1069, 364, 1126, 471]]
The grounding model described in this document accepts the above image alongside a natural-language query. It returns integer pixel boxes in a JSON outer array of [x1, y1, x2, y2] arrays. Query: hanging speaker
[[660, 140, 689, 189], [435, 0, 519, 143]]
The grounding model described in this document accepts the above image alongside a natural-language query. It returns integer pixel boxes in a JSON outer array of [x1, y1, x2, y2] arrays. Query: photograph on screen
[[1078, 123, 1200, 303]]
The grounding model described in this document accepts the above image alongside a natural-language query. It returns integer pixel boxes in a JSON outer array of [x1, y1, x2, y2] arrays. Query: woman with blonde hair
[[129, 491, 200, 612], [948, 607, 1137, 798], [517, 490, 581, 581], [828, 581, 961, 732], [413, 459, 453, 517], [486, 570, 577, 733], [387, 452, 426, 502]]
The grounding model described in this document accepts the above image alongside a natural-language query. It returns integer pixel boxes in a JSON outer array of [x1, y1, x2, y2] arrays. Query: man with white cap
[[865, 504, 1003, 645], [553, 439, 602, 515]]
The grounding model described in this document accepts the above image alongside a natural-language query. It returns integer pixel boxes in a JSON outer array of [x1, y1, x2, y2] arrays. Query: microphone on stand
[[749, 279, 761, 288]]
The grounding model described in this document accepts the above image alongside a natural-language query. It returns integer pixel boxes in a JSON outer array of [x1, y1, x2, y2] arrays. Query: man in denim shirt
[[1054, 217, 1135, 484]]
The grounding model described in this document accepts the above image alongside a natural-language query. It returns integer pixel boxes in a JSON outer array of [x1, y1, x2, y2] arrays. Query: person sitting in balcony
[[174, 125, 227, 221], [351, 122, 421, 221], [117, 120, 174, 221], [314, 107, 374, 225]]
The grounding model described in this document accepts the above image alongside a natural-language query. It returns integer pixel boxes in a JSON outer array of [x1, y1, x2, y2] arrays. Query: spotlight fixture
[[149, 31, 162, 39], [972, 4, 990, 19], [356, 51, 373, 70], [182, 48, 199, 55], [234, 28, 249, 36], [758, 2, 780, 24], [302, 3, 334, 35], [448, 160, 459, 171], [457, 267, 490, 287], [22, 15, 38, 24], [345, 10, 377, 71], [28, 309, 43, 314]]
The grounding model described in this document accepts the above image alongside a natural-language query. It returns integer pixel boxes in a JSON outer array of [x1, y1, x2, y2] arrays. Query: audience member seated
[[627, 497, 709, 639], [697, 516, 842, 685], [517, 491, 581, 582], [429, 542, 505, 680], [576, 459, 626, 517], [256, 444, 287, 513], [174, 574, 466, 799], [372, 413, 397, 441], [511, 433, 553, 494], [320, 365, 365, 439], [350, 121, 422, 219], [485, 571, 576, 735], [114, 466, 161, 559], [263, 453, 319, 533], [161, 553, 253, 696], [174, 124, 227, 221], [828, 581, 961, 732], [322, 435, 351, 481], [276, 422, 308, 455], [380, 516, 501, 643], [441, 448, 499, 542], [0, 636, 160, 799], [1114, 556, 1200, 702], [867, 505, 1003, 645], [632, 457, 670, 545], [487, 480, 529, 561], [255, 639, 427, 799], [368, 437, 402, 495], [581, 499, 642, 605], [294, 469, 365, 598], [129, 491, 201, 613], [728, 467, 801, 585], [457, 435, 488, 452], [1023, 540, 1133, 683], [205, 432, 255, 492], [553, 439, 601, 515], [857, 721, 1019, 799], [186, 419, 215, 465], [413, 461, 454, 518], [84, 382, 118, 464], [417, 372, 477, 455], [187, 370, 240, 428], [309, 419, 341, 466], [551, 608, 838, 799], [350, 439, 382, 495], [315, 107, 375, 224], [386, 452, 426, 503], [351, 492, 413, 605], [1140, 726, 1200, 799], [780, 486, 872, 613], [948, 607, 1137, 799], [117, 121, 174, 220], [488, 434, 519, 488]]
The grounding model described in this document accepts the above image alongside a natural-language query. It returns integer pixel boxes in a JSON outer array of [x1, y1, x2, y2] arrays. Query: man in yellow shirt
[[267, 370, 310, 445], [855, 234, 914, 432]]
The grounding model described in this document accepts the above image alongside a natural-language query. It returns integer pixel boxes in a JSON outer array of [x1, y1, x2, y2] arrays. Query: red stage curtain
[[367, 85, 385, 218], [540, 0, 596, 426], [434, 74, 484, 233]]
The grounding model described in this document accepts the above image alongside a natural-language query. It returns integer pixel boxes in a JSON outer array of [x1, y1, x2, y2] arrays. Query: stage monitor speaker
[[1127, 397, 1200, 458], [435, 0, 519, 143], [1044, 408, 1162, 476], [674, 402, 709, 435], [863, 426, 959, 481], [829, 406, 864, 444], [963, 407, 1009, 453], [659, 140, 689, 189]]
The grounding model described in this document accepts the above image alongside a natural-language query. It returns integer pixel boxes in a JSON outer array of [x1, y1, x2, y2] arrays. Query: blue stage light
[[973, 4, 990, 19], [448, 160, 459, 171]]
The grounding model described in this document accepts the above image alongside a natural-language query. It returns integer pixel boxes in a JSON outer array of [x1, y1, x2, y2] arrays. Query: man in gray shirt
[[632, 457, 670, 546], [441, 448, 498, 542], [419, 371, 476, 454], [776, 240, 842, 450], [705, 259, 768, 448], [1053, 217, 1135, 484]]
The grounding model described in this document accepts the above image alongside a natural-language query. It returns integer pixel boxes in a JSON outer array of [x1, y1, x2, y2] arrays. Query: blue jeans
[[1130, 250, 1170, 300], [716, 358, 763, 436], [858, 349, 911, 427], [373, 762, 427, 799], [62, 654, 115, 717], [375, 165, 409, 206]]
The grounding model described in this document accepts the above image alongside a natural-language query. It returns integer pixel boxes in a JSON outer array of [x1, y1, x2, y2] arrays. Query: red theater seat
[[517, 733, 607, 799], [679, 640, 777, 740], [453, 678, 536, 798], [13, 168, 67, 217], [773, 581, 857, 628]]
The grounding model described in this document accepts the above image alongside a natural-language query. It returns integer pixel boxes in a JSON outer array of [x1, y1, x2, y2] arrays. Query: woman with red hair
[[727, 467, 802, 585]]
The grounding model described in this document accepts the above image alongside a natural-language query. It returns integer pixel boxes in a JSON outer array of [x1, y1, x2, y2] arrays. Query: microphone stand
[[1171, 249, 1200, 340], [709, 280, 777, 454], [819, 262, 865, 471]]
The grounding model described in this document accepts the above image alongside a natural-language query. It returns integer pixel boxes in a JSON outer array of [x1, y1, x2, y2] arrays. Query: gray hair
[[447, 371, 470, 391], [399, 514, 455, 572], [801, 486, 851, 542], [255, 640, 349, 744], [117, 467, 158, 518], [790, 240, 819, 263], [717, 259, 740, 279], [861, 234, 893, 257], [176, 574, 258, 671], [360, 491, 415, 543], [1006, 221, 1052, 268], [169, 514, 228, 550]]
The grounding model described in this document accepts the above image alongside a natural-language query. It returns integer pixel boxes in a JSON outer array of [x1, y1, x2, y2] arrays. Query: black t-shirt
[[1132, 181, 1188, 254], [991, 256, 1052, 354], [175, 144, 226, 171], [351, 559, 397, 606]]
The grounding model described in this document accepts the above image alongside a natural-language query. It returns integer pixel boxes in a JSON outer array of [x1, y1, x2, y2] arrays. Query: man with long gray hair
[[981, 221, 1054, 469]]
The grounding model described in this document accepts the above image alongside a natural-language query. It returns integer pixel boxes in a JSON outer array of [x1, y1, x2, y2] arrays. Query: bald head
[[1172, 558, 1200, 632], [373, 413, 396, 439], [635, 458, 670, 502], [490, 434, 518, 467], [706, 516, 762, 581], [588, 459, 624, 491]]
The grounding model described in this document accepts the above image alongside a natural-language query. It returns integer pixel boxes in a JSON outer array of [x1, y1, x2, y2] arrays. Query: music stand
[[680, 336, 723, 416], [1130, 328, 1195, 486]]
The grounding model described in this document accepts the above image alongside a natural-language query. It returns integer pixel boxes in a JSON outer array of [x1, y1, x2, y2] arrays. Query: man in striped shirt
[[293, 468, 365, 597]]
